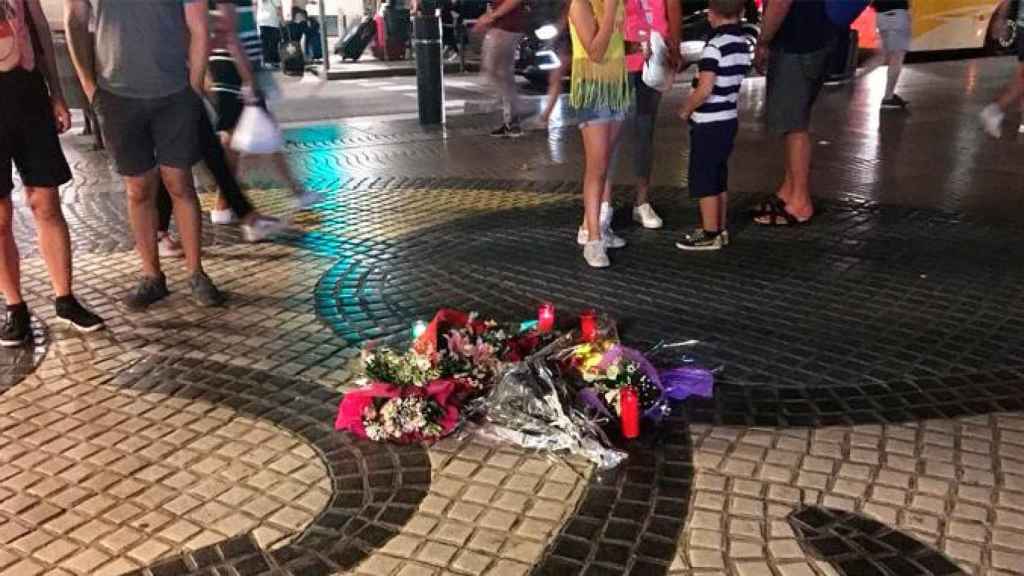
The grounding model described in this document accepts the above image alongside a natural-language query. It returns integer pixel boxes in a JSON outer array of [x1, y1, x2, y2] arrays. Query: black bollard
[[413, 11, 445, 125]]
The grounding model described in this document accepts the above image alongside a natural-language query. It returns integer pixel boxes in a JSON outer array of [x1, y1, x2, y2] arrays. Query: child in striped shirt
[[676, 0, 750, 251]]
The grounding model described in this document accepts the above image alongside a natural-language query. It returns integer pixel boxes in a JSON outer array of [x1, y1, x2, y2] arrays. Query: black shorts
[[93, 87, 201, 176], [0, 69, 72, 198], [688, 120, 738, 199]]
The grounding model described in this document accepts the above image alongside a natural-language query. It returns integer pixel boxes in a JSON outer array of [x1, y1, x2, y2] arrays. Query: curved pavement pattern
[[0, 57, 1022, 576]]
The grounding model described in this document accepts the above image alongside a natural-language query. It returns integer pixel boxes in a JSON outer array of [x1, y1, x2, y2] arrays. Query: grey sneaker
[[190, 271, 226, 307], [676, 229, 724, 251], [124, 274, 170, 312]]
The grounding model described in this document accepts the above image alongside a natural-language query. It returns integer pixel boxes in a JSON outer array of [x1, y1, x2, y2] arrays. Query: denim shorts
[[574, 105, 627, 128]]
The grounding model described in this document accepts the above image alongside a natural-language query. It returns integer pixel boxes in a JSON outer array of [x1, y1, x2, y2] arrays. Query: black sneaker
[[881, 94, 908, 109], [490, 124, 510, 138], [55, 295, 105, 333], [124, 274, 170, 312], [507, 123, 523, 138], [190, 271, 226, 307], [675, 229, 725, 251], [0, 304, 31, 347]]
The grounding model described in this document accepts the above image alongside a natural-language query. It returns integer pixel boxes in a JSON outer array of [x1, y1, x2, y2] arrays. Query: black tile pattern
[[309, 181, 1024, 576], [313, 186, 1024, 389], [788, 506, 967, 576], [534, 430, 692, 575], [111, 355, 429, 576], [0, 316, 48, 395]]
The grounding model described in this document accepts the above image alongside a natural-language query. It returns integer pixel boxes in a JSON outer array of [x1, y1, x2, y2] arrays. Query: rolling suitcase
[[338, 16, 377, 61]]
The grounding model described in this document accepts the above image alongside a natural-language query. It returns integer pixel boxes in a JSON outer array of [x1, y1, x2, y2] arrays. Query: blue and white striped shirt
[[692, 24, 751, 125]]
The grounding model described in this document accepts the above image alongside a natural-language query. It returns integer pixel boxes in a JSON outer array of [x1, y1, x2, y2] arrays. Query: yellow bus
[[852, 0, 1016, 52]]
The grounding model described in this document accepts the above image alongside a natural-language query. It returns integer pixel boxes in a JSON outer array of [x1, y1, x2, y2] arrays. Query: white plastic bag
[[230, 105, 283, 154], [642, 30, 674, 93]]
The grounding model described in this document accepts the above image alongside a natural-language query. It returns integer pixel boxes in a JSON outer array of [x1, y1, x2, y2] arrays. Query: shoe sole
[[676, 242, 723, 251], [123, 291, 170, 313], [0, 336, 29, 348], [633, 215, 663, 229], [508, 132, 523, 139], [60, 318, 106, 333]]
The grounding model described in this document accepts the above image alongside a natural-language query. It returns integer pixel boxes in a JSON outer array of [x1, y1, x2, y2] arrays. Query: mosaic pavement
[[1, 57, 1024, 576]]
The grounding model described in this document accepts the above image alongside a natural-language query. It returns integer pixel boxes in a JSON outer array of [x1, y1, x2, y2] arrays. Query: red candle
[[579, 310, 598, 342], [620, 386, 640, 439], [537, 303, 555, 333]]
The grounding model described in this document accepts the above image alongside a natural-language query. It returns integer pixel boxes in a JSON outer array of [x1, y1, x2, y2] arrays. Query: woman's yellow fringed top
[[569, 0, 632, 111]]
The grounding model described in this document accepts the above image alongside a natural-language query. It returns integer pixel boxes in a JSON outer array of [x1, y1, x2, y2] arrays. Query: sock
[[703, 229, 720, 238], [6, 302, 28, 316]]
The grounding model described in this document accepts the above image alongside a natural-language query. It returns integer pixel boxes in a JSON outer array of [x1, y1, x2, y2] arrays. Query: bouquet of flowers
[[336, 309, 550, 443], [572, 342, 664, 417], [335, 379, 460, 443], [564, 337, 714, 422]]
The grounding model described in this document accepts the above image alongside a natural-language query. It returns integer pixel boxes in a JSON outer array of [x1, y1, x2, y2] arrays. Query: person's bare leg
[[884, 51, 906, 99], [160, 165, 204, 275], [270, 152, 303, 195], [719, 192, 728, 231], [0, 198, 23, 305], [698, 196, 720, 232], [601, 121, 624, 204], [581, 124, 611, 241], [777, 140, 793, 203], [996, 64, 1024, 111], [25, 187, 72, 297], [124, 170, 163, 278], [784, 130, 814, 220]]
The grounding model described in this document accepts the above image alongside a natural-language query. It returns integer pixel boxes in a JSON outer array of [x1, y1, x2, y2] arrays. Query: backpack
[[825, 0, 871, 27]]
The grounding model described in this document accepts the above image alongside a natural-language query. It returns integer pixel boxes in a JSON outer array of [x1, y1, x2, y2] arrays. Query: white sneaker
[[577, 227, 626, 248], [297, 189, 324, 209], [1018, 122, 1024, 134], [632, 203, 663, 229], [157, 232, 183, 258], [242, 216, 286, 243], [210, 208, 236, 225], [980, 104, 1004, 138], [603, 228, 627, 249], [583, 240, 610, 268]]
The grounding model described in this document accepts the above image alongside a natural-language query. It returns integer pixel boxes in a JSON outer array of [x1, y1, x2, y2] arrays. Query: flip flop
[[752, 197, 812, 227]]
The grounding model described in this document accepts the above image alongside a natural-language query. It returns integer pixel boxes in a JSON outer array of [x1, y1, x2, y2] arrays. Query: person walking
[[676, 0, 750, 251], [476, 0, 528, 137], [616, 0, 682, 231], [751, 0, 834, 226], [568, 0, 632, 268], [257, 0, 283, 68], [861, 0, 911, 109], [207, 0, 320, 215], [65, 0, 226, 310], [980, 0, 1024, 138], [0, 0, 104, 345]]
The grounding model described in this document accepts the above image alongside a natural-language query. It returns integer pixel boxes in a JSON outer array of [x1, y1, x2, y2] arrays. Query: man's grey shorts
[[93, 87, 201, 176], [765, 44, 832, 135]]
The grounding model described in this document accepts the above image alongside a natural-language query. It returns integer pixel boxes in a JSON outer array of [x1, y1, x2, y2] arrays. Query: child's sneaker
[[676, 229, 724, 251]]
